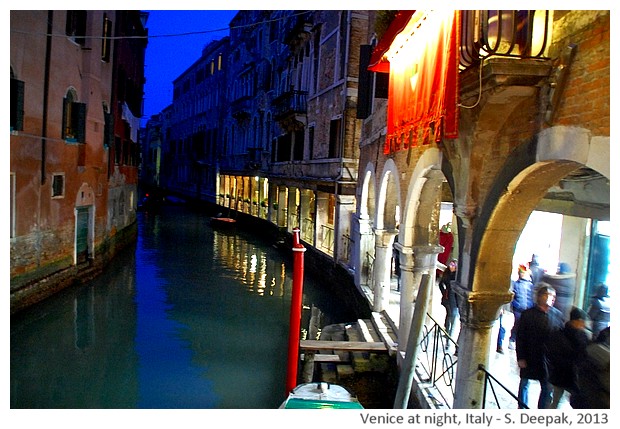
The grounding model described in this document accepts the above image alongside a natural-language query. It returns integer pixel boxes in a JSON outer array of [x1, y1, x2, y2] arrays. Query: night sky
[[142, 10, 239, 123]]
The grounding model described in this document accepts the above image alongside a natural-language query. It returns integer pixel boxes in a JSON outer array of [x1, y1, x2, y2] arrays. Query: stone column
[[452, 284, 513, 408], [299, 190, 312, 242], [335, 193, 355, 264], [372, 229, 398, 312], [396, 244, 442, 356], [353, 214, 374, 289], [278, 186, 288, 228]]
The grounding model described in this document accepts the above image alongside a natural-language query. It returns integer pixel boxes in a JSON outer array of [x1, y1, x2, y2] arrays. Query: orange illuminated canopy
[[370, 10, 460, 153], [368, 11, 415, 73]]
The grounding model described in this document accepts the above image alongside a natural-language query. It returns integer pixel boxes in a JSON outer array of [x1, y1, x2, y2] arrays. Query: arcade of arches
[[352, 126, 610, 408]]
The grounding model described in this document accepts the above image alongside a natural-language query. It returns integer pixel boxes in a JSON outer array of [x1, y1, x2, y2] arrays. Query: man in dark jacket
[[516, 283, 564, 408], [546, 307, 590, 408], [508, 264, 534, 349], [587, 283, 610, 339], [570, 327, 610, 409], [438, 259, 458, 338], [542, 262, 576, 321]]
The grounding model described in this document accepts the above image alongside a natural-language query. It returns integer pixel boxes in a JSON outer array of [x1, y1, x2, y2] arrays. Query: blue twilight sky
[[142, 10, 239, 122]]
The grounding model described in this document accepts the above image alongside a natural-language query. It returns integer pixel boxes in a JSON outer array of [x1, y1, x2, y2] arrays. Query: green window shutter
[[62, 97, 69, 139], [101, 16, 112, 62], [104, 111, 113, 148], [356, 45, 372, 119], [75, 102, 87, 143], [11, 78, 25, 131]]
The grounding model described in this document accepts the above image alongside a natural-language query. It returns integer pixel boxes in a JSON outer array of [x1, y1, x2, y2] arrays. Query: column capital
[[453, 283, 513, 328], [409, 244, 444, 272], [453, 202, 477, 227], [356, 215, 374, 234], [373, 228, 398, 247]]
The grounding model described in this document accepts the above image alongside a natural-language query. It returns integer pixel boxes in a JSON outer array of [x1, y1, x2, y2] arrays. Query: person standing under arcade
[[516, 284, 564, 408]]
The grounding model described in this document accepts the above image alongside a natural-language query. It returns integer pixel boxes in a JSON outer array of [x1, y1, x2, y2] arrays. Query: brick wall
[[551, 11, 610, 135]]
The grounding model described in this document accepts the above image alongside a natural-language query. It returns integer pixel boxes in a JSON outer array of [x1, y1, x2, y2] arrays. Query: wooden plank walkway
[[300, 340, 388, 352], [298, 311, 399, 387]]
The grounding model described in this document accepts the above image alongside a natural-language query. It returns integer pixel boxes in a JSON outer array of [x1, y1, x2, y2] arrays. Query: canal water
[[10, 206, 358, 409]]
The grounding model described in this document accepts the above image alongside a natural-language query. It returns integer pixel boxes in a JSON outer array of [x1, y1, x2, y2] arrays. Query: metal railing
[[460, 10, 551, 70], [366, 252, 375, 290], [271, 90, 308, 120], [342, 233, 353, 265], [319, 224, 334, 254], [478, 364, 528, 409], [418, 313, 459, 407], [418, 313, 524, 409]]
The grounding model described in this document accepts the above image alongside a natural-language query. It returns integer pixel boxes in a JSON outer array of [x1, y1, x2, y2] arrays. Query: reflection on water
[[11, 206, 356, 409]]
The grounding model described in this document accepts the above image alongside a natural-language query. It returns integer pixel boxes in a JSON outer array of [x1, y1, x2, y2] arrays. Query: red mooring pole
[[286, 227, 306, 394]]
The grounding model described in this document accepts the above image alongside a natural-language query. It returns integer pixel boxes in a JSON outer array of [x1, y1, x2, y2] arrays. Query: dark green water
[[10, 206, 356, 409]]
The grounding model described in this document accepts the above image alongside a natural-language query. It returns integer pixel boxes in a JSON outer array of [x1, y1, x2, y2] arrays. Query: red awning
[[368, 10, 415, 73], [373, 10, 461, 153]]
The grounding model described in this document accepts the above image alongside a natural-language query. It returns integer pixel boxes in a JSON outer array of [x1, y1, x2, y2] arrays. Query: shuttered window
[[66, 11, 87, 46], [101, 15, 112, 62], [62, 95, 86, 143], [103, 110, 113, 148], [11, 78, 24, 131]]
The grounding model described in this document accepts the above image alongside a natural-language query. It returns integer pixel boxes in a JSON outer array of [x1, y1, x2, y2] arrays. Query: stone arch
[[376, 158, 401, 230], [473, 126, 609, 299], [360, 163, 376, 221], [75, 182, 96, 207], [395, 148, 445, 351], [400, 148, 445, 248], [453, 126, 609, 409], [354, 163, 378, 290], [369, 159, 403, 312]]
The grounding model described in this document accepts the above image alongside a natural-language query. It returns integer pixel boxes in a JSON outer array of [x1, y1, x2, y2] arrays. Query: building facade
[[149, 10, 370, 266], [353, 10, 610, 408], [159, 37, 230, 202], [10, 10, 148, 313]]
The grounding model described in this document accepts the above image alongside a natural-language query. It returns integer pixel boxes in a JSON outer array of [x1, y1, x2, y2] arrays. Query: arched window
[[62, 88, 86, 142]]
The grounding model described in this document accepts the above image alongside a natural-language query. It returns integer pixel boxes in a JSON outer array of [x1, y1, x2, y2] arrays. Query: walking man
[[516, 283, 564, 408]]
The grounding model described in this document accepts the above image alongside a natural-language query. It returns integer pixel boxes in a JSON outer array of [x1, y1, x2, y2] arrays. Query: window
[[103, 106, 113, 148], [52, 174, 65, 198], [114, 136, 122, 164], [11, 77, 24, 131], [328, 118, 342, 158], [327, 193, 335, 225], [308, 126, 315, 160], [357, 44, 388, 120], [66, 11, 87, 46], [101, 15, 112, 62], [293, 129, 304, 161], [62, 90, 86, 142]]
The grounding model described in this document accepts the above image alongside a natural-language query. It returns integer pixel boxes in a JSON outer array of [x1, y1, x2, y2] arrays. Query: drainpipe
[[333, 10, 352, 265], [41, 10, 53, 184]]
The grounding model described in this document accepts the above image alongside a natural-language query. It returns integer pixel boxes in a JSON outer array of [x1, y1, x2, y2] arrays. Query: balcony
[[459, 10, 551, 70], [282, 12, 314, 48], [219, 148, 266, 173], [270, 158, 358, 182], [231, 95, 252, 120], [272, 90, 308, 130]]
